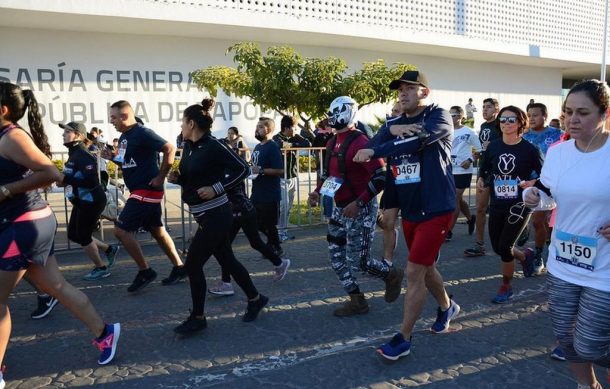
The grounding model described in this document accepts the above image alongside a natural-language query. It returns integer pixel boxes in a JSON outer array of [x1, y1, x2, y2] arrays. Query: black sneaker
[[174, 312, 207, 335], [127, 268, 157, 292], [468, 215, 476, 235], [31, 295, 59, 319], [161, 265, 188, 285], [242, 294, 269, 322]]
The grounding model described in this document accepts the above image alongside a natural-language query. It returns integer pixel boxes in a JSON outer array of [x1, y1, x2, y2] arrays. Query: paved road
[[5, 221, 605, 388]]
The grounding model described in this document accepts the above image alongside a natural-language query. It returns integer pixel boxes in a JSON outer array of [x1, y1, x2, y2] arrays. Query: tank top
[[0, 124, 48, 222]]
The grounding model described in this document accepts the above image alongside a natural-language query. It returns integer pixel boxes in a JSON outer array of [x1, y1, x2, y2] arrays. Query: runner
[[308, 96, 400, 316], [464, 98, 501, 257], [105, 100, 187, 293], [523, 103, 563, 274], [354, 71, 459, 360], [478, 105, 542, 303], [447, 106, 481, 241], [0, 83, 120, 389], [524, 79, 610, 389], [169, 100, 268, 334], [58, 121, 119, 280]]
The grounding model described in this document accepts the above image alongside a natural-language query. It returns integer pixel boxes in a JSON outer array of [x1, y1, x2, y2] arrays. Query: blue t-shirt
[[523, 126, 563, 156], [250, 141, 283, 204], [113, 124, 167, 191]]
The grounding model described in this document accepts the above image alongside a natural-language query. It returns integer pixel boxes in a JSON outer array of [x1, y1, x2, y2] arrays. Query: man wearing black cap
[[354, 70, 460, 361]]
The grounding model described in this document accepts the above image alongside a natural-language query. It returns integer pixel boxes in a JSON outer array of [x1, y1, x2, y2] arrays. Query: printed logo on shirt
[[122, 157, 137, 169], [251, 150, 259, 166], [497, 153, 516, 175], [480, 129, 491, 142]]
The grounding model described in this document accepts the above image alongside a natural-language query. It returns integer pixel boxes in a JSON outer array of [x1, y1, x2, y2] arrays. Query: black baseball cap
[[59, 122, 88, 137], [389, 70, 429, 90]]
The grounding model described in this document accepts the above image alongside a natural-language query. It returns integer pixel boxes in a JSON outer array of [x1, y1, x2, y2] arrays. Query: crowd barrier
[[48, 146, 475, 253]]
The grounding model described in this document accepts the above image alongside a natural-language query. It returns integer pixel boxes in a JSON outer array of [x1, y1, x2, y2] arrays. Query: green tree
[[192, 42, 415, 127]]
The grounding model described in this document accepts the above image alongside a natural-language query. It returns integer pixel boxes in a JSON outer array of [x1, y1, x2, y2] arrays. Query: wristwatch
[[356, 199, 365, 208], [0, 186, 12, 198]]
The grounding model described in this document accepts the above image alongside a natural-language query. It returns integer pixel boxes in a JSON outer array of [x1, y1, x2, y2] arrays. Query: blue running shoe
[[492, 285, 513, 304], [431, 298, 460, 333], [521, 248, 535, 277], [377, 333, 411, 361], [550, 346, 566, 361], [92, 323, 120, 365]]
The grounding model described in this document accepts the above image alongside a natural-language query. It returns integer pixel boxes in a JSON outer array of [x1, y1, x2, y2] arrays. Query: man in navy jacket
[[354, 70, 460, 361]]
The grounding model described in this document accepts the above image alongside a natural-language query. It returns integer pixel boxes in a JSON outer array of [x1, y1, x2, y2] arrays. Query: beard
[[255, 133, 266, 141]]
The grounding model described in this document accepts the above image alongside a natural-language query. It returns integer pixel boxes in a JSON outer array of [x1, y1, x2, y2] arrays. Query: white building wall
[[1, 27, 563, 152]]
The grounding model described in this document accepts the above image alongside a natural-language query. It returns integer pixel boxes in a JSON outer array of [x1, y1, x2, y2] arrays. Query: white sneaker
[[0, 374, 5, 389], [273, 259, 291, 281], [208, 281, 235, 296]]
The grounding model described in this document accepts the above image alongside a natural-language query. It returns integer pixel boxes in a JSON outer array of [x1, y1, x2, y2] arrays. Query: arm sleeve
[[372, 107, 452, 158], [212, 140, 250, 195], [366, 122, 393, 149]]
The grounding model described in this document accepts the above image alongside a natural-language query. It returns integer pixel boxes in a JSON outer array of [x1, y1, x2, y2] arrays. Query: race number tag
[[392, 162, 421, 185], [555, 230, 597, 271], [320, 177, 343, 198], [494, 179, 518, 199]]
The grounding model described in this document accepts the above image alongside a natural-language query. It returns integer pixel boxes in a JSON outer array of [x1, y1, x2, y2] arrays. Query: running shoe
[[384, 265, 404, 303], [174, 311, 207, 335], [468, 215, 476, 235], [127, 268, 157, 292], [31, 295, 59, 319], [492, 285, 513, 304], [242, 294, 269, 322], [273, 259, 291, 281], [550, 346, 566, 361], [445, 230, 453, 242], [464, 243, 485, 257], [533, 255, 546, 276], [278, 232, 295, 242], [105, 244, 119, 268], [161, 265, 188, 285], [521, 248, 535, 277], [83, 267, 111, 281], [431, 298, 460, 333], [92, 323, 120, 365], [377, 333, 411, 361], [208, 281, 235, 296]]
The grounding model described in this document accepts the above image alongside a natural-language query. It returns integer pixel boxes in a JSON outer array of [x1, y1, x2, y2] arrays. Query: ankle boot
[[333, 293, 369, 316]]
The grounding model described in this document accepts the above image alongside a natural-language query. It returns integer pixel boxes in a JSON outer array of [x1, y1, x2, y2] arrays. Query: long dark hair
[[0, 82, 51, 157], [183, 98, 214, 136]]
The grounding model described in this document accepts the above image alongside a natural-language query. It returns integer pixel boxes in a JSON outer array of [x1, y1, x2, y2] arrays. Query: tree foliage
[[192, 42, 415, 124]]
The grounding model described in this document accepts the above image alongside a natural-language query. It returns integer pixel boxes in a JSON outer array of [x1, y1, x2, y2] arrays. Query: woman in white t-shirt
[[447, 106, 482, 240], [524, 79, 610, 389]]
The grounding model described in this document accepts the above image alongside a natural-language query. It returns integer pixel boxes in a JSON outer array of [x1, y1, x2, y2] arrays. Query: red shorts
[[402, 212, 453, 266]]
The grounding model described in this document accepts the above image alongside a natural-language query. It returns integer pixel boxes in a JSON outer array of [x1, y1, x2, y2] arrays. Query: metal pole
[[602, 0, 609, 82]]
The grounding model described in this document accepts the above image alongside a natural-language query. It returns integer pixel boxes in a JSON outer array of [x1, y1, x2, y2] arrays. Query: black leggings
[[221, 207, 282, 282], [186, 203, 259, 316], [68, 200, 105, 246], [488, 203, 532, 262], [254, 202, 280, 248]]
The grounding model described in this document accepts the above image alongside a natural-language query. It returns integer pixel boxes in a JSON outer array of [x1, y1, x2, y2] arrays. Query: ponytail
[[201, 97, 215, 114], [0, 82, 51, 158]]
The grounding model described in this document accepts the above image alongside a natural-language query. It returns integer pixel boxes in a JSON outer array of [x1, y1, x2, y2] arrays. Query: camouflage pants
[[327, 199, 390, 294]]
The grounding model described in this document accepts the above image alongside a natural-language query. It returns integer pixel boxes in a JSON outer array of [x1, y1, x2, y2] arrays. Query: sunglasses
[[499, 116, 518, 124]]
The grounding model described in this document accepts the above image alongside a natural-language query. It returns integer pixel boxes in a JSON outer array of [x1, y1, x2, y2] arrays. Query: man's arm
[[149, 142, 175, 188]]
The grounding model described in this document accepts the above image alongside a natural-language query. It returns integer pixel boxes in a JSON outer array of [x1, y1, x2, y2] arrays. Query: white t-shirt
[[451, 126, 482, 175], [541, 136, 610, 291]]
